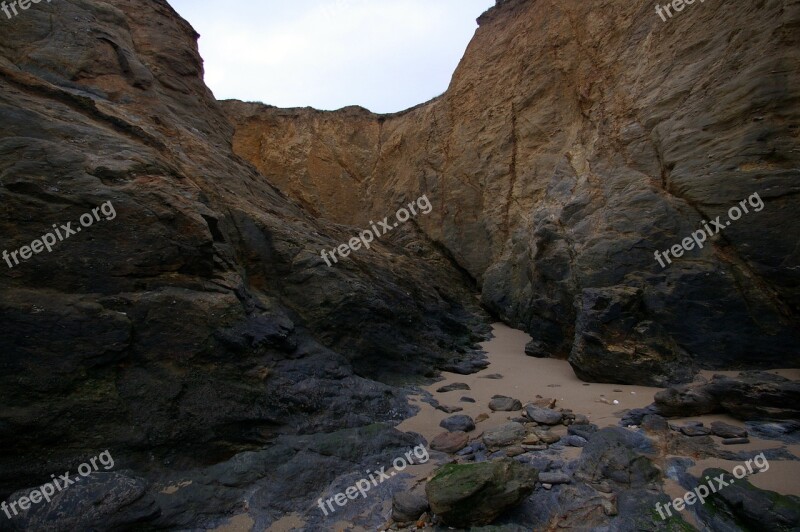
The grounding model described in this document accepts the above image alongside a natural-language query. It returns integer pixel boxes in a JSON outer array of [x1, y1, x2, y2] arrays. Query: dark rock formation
[[654, 372, 800, 420], [700, 468, 800, 531], [568, 287, 695, 385], [440, 415, 476, 433], [5, 473, 159, 531], [575, 427, 660, 488]]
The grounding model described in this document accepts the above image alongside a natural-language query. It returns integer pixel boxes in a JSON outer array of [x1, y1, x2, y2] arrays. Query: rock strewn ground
[[392, 396, 800, 530]]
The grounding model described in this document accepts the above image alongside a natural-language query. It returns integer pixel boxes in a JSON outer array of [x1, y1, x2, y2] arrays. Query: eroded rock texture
[[1, 0, 799, 528], [225, 0, 800, 383], [0, 0, 488, 524]]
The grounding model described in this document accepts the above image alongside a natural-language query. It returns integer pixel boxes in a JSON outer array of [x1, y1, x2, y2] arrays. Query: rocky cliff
[[1, 0, 799, 529], [0, 0, 489, 525], [224, 0, 800, 385]]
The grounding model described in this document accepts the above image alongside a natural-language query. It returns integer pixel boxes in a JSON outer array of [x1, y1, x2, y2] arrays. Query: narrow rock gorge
[[225, 0, 800, 385], [0, 0, 798, 530]]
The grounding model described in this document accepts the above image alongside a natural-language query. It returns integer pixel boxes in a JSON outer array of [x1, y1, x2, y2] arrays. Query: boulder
[[483, 422, 527, 448], [568, 287, 696, 386], [431, 431, 470, 453], [524, 340, 548, 358], [654, 372, 800, 420], [576, 427, 660, 488], [505, 446, 526, 457], [573, 414, 590, 425], [489, 396, 523, 412], [568, 423, 599, 441], [392, 490, 429, 524], [619, 405, 660, 426], [426, 459, 538, 527], [440, 415, 476, 433], [640, 414, 670, 433], [655, 387, 719, 417], [564, 435, 588, 447], [521, 434, 540, 445], [525, 405, 563, 425]]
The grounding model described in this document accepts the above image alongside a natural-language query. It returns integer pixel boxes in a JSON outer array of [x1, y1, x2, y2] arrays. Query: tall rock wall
[[0, 0, 487, 499], [224, 0, 800, 384]]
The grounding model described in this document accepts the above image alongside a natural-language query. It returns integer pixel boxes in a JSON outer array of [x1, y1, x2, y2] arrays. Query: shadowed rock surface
[[653, 372, 800, 420], [0, 0, 488, 528]]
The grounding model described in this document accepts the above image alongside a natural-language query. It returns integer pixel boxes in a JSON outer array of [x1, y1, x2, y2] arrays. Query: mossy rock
[[701, 467, 800, 531], [425, 458, 538, 527]]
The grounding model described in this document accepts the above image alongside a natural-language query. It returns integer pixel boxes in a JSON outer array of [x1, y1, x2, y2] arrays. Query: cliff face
[[224, 0, 800, 384], [1, 0, 799, 528], [0, 0, 488, 512]]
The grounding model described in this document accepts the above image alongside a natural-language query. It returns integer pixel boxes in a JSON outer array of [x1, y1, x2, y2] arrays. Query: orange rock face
[[225, 0, 800, 380]]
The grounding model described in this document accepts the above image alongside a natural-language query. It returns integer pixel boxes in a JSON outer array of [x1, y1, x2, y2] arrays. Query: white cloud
[[169, 0, 495, 113]]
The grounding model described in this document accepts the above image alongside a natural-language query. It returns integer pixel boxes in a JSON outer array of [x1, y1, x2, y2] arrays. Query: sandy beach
[[397, 323, 800, 498]]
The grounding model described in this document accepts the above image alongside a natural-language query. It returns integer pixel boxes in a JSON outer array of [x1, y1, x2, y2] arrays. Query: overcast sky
[[168, 0, 495, 113]]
